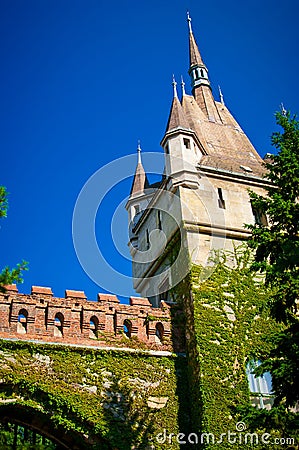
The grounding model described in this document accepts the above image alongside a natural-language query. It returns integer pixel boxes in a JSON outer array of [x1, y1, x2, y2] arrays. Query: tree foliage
[[247, 111, 299, 408], [0, 186, 28, 292]]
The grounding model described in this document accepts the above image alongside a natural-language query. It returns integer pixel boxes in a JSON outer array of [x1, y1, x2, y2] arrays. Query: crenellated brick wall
[[0, 285, 175, 351]]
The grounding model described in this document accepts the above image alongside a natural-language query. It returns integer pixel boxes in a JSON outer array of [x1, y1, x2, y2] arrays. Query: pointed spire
[[165, 90, 190, 133], [130, 142, 149, 196], [186, 14, 220, 122], [181, 76, 186, 96], [137, 140, 142, 164], [188, 13, 205, 68], [218, 85, 225, 105], [187, 11, 192, 33], [172, 75, 178, 98], [187, 14, 210, 95]]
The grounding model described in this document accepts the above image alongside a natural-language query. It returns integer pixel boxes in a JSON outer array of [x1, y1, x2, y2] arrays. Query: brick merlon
[[4, 284, 18, 293], [31, 286, 53, 296], [65, 290, 87, 299], [130, 297, 152, 307], [97, 293, 119, 303]]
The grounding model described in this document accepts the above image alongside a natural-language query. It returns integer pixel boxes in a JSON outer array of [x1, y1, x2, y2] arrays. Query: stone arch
[[155, 322, 164, 344], [0, 378, 113, 450], [123, 319, 132, 338], [89, 315, 99, 339], [54, 312, 64, 337], [17, 309, 28, 334], [0, 403, 109, 449]]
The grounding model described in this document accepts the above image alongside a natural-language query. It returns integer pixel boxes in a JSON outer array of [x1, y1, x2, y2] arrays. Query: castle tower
[[127, 14, 270, 306]]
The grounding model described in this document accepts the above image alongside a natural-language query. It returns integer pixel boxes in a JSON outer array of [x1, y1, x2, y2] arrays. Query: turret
[[160, 76, 202, 189], [126, 144, 154, 249]]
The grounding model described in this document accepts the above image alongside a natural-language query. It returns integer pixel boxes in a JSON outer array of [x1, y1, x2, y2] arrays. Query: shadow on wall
[[0, 340, 190, 450]]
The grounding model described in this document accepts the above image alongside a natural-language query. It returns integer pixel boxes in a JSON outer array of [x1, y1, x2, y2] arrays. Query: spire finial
[[172, 75, 178, 98], [218, 85, 225, 105], [137, 140, 142, 164], [187, 11, 193, 33], [181, 76, 186, 96]]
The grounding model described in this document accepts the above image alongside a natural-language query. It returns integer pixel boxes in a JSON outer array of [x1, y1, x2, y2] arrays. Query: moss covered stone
[[0, 340, 190, 449]]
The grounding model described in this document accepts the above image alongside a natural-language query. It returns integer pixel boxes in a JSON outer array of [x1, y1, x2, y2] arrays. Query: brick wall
[[0, 285, 174, 351]]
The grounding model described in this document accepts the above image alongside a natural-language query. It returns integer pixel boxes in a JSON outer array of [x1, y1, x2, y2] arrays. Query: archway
[[0, 403, 111, 449]]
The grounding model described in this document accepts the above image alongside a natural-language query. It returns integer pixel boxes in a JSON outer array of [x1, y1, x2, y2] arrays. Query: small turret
[[126, 143, 152, 242], [160, 76, 201, 188], [130, 142, 148, 197]]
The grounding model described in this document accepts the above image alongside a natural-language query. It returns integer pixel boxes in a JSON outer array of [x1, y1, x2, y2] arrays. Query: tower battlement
[[0, 285, 177, 351]]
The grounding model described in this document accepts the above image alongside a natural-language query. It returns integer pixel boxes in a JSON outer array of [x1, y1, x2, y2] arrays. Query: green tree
[[0, 186, 28, 292], [247, 111, 299, 408]]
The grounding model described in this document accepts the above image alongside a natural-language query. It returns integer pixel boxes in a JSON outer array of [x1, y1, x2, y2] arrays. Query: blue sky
[[1, 0, 298, 302]]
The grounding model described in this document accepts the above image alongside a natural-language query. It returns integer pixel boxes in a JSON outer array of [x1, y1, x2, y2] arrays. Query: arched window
[[89, 316, 99, 339], [17, 309, 28, 334], [200, 69, 204, 77], [123, 319, 132, 338], [155, 322, 164, 344], [54, 313, 64, 337]]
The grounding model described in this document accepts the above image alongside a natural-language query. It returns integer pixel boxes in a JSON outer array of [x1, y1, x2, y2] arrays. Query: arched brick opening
[[123, 319, 132, 338], [17, 309, 28, 335], [89, 315, 99, 339], [0, 403, 111, 449], [54, 312, 64, 337], [155, 322, 164, 344]]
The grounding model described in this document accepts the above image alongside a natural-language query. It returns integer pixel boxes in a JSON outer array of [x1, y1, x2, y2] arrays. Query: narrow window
[[196, 69, 200, 79], [134, 204, 140, 214], [218, 188, 226, 209], [157, 210, 162, 231], [251, 202, 268, 226], [155, 322, 164, 344], [54, 313, 64, 337], [200, 69, 204, 77], [17, 309, 28, 334], [183, 138, 191, 149], [89, 316, 99, 339], [123, 319, 132, 338], [146, 229, 150, 249]]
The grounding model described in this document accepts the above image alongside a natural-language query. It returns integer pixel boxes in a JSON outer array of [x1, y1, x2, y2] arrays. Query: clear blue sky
[[1, 0, 298, 302]]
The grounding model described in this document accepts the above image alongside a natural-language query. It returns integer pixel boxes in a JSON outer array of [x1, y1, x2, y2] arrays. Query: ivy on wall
[[175, 245, 290, 449], [1, 243, 296, 449], [0, 341, 189, 449]]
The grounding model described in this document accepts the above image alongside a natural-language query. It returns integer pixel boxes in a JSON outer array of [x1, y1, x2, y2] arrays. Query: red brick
[[32, 286, 53, 296], [65, 290, 86, 299], [130, 296, 151, 307]]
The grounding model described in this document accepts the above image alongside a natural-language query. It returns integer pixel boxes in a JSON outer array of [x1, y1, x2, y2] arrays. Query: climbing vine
[[173, 245, 289, 449], [0, 341, 189, 449]]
